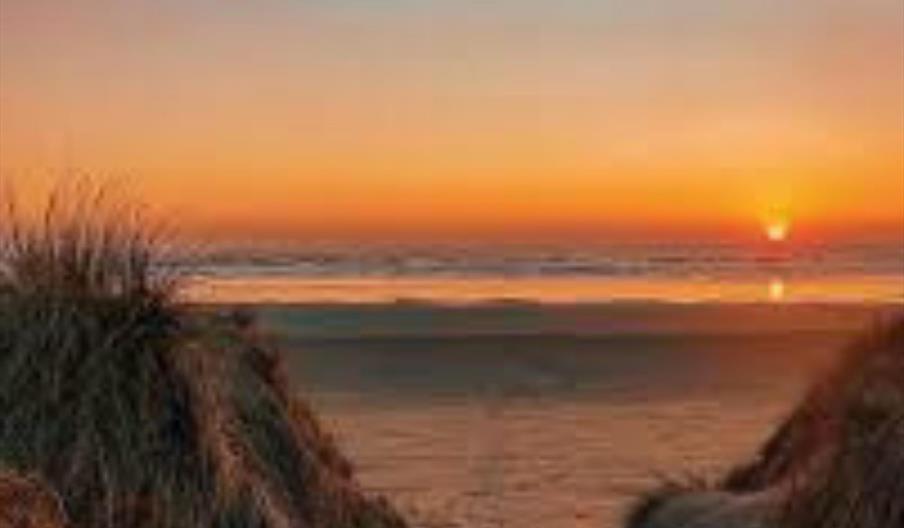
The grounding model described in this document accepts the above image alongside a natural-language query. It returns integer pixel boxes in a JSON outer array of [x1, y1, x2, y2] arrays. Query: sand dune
[[627, 319, 904, 528], [0, 189, 407, 528]]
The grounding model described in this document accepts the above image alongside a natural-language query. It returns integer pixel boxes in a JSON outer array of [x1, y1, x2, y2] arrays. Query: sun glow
[[765, 220, 790, 242]]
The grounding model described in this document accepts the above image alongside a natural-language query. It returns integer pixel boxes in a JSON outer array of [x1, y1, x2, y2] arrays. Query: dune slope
[[0, 188, 407, 528], [627, 317, 904, 528]]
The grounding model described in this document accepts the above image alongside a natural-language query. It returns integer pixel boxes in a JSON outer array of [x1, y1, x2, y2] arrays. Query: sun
[[765, 219, 790, 242]]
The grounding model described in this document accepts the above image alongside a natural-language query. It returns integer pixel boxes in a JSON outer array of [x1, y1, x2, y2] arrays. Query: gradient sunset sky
[[1, 0, 902, 242]]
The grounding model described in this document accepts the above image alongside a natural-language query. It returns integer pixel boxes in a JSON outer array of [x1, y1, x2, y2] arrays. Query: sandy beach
[[256, 302, 901, 527]]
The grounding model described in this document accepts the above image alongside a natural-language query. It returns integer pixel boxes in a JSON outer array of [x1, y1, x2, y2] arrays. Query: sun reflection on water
[[768, 278, 786, 302]]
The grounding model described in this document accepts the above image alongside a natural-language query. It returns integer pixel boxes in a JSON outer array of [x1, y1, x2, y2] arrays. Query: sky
[[1, 0, 902, 242]]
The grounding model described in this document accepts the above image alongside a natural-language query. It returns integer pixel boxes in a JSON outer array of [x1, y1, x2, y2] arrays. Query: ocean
[[187, 241, 903, 304], [189, 242, 903, 527]]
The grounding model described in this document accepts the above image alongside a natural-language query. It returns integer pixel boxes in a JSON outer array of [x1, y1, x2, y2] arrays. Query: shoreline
[[198, 302, 903, 343], [184, 273, 904, 306]]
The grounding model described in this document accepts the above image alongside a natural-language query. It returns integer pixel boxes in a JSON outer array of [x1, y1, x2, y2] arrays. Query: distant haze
[[2, 0, 902, 242]]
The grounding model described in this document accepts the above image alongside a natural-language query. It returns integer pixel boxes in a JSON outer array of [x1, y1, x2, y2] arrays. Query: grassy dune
[[0, 187, 407, 527], [627, 317, 904, 528]]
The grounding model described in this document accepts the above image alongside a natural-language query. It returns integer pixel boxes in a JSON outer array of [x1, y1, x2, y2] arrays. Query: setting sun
[[766, 220, 790, 242]]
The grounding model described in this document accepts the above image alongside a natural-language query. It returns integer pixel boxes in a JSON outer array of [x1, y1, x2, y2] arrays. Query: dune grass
[[0, 184, 407, 527], [742, 320, 904, 528], [626, 318, 904, 528]]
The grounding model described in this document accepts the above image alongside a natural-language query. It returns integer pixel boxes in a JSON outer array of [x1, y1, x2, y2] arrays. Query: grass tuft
[[0, 182, 406, 527], [626, 317, 904, 528], [0, 181, 179, 305]]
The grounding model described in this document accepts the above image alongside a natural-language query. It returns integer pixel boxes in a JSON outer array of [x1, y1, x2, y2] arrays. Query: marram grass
[[627, 318, 904, 528], [0, 186, 407, 528]]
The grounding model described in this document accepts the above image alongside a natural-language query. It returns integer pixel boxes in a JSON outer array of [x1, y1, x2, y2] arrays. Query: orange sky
[[1, 1, 902, 242]]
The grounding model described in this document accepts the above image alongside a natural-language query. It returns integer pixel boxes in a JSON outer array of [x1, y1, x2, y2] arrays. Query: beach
[[249, 301, 900, 527]]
